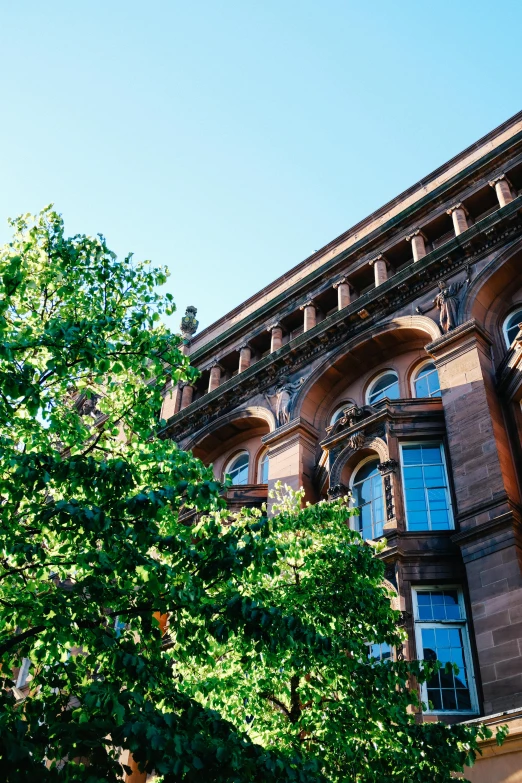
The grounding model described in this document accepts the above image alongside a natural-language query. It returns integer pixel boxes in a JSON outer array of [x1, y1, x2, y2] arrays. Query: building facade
[[160, 112, 522, 782]]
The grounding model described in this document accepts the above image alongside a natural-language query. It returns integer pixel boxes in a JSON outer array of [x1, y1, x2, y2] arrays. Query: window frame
[[399, 441, 455, 532], [349, 455, 386, 540], [224, 450, 250, 486], [258, 450, 269, 484], [502, 307, 522, 349], [411, 360, 441, 399], [366, 370, 400, 406], [412, 586, 479, 715]]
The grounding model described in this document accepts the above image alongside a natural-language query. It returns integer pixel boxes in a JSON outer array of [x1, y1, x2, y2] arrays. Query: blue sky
[[0, 1, 520, 331]]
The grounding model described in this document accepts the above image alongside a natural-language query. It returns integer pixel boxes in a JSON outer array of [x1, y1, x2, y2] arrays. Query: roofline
[[190, 108, 522, 347]]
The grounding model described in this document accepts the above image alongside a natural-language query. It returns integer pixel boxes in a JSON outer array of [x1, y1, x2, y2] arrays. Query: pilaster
[[427, 319, 522, 713], [261, 417, 319, 510]]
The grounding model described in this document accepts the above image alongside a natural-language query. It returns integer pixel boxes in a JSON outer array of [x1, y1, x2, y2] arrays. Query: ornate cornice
[[159, 199, 522, 443]]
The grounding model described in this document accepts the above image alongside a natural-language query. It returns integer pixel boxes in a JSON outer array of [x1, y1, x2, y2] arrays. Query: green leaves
[[0, 208, 492, 783]]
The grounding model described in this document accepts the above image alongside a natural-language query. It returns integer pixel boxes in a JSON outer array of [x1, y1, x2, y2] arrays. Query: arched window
[[503, 308, 522, 348], [259, 451, 269, 483], [413, 362, 441, 398], [225, 452, 249, 485], [367, 371, 400, 406], [350, 458, 385, 540]]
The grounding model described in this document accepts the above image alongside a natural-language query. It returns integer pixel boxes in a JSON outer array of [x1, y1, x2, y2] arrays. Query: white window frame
[[411, 360, 441, 399], [502, 307, 522, 349], [258, 450, 269, 483], [400, 441, 454, 531], [366, 370, 400, 406], [412, 586, 479, 715], [224, 451, 250, 485], [349, 455, 385, 539]]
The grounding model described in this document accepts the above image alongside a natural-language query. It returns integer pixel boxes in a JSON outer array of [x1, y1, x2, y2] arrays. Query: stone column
[[261, 418, 319, 512], [208, 362, 222, 393], [405, 229, 427, 262], [447, 203, 469, 236], [369, 255, 388, 287], [267, 323, 283, 353], [489, 174, 514, 208], [180, 383, 194, 410], [300, 300, 316, 332], [333, 276, 352, 309], [427, 320, 522, 714], [238, 343, 252, 373]]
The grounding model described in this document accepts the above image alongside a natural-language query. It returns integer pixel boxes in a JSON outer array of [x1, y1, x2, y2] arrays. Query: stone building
[[160, 111, 522, 782]]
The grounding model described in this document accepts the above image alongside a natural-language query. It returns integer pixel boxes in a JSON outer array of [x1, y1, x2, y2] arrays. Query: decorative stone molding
[[446, 202, 469, 216], [264, 376, 305, 428], [489, 174, 514, 208], [377, 459, 398, 475], [405, 228, 427, 242], [159, 198, 522, 442], [329, 435, 389, 487], [327, 483, 349, 500], [347, 431, 365, 451]]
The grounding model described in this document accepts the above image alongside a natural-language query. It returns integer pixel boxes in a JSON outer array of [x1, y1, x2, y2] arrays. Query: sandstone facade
[[161, 111, 522, 782]]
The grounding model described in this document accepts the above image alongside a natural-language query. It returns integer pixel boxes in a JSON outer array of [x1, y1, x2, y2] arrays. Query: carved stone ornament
[[76, 392, 101, 418], [377, 459, 398, 475], [180, 306, 199, 338], [383, 474, 394, 520], [339, 405, 365, 428], [264, 376, 305, 428], [327, 483, 349, 500], [347, 431, 365, 451], [433, 265, 472, 333]]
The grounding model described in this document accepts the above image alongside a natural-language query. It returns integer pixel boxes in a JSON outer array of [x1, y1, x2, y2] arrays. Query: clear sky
[[0, 1, 520, 332]]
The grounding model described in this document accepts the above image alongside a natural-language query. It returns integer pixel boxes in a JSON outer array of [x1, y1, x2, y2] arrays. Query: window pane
[[260, 454, 269, 483], [358, 479, 372, 504], [427, 689, 442, 710], [228, 453, 249, 485], [354, 460, 379, 483], [442, 690, 457, 710], [402, 443, 451, 531], [414, 375, 430, 398], [421, 445, 442, 464], [402, 446, 421, 465], [352, 460, 384, 541], [505, 310, 522, 346], [457, 690, 472, 711], [427, 370, 441, 397], [369, 373, 400, 404], [408, 511, 429, 529], [368, 642, 393, 662], [419, 610, 472, 712]]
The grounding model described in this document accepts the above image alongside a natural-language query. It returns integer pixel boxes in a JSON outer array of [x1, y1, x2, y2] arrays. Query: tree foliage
[[0, 208, 500, 781]]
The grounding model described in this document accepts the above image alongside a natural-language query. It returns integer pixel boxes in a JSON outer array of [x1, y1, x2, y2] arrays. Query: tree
[[0, 208, 501, 782]]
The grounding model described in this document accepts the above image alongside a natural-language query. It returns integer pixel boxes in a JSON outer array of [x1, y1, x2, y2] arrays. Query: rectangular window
[[412, 587, 477, 714], [400, 442, 453, 531]]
